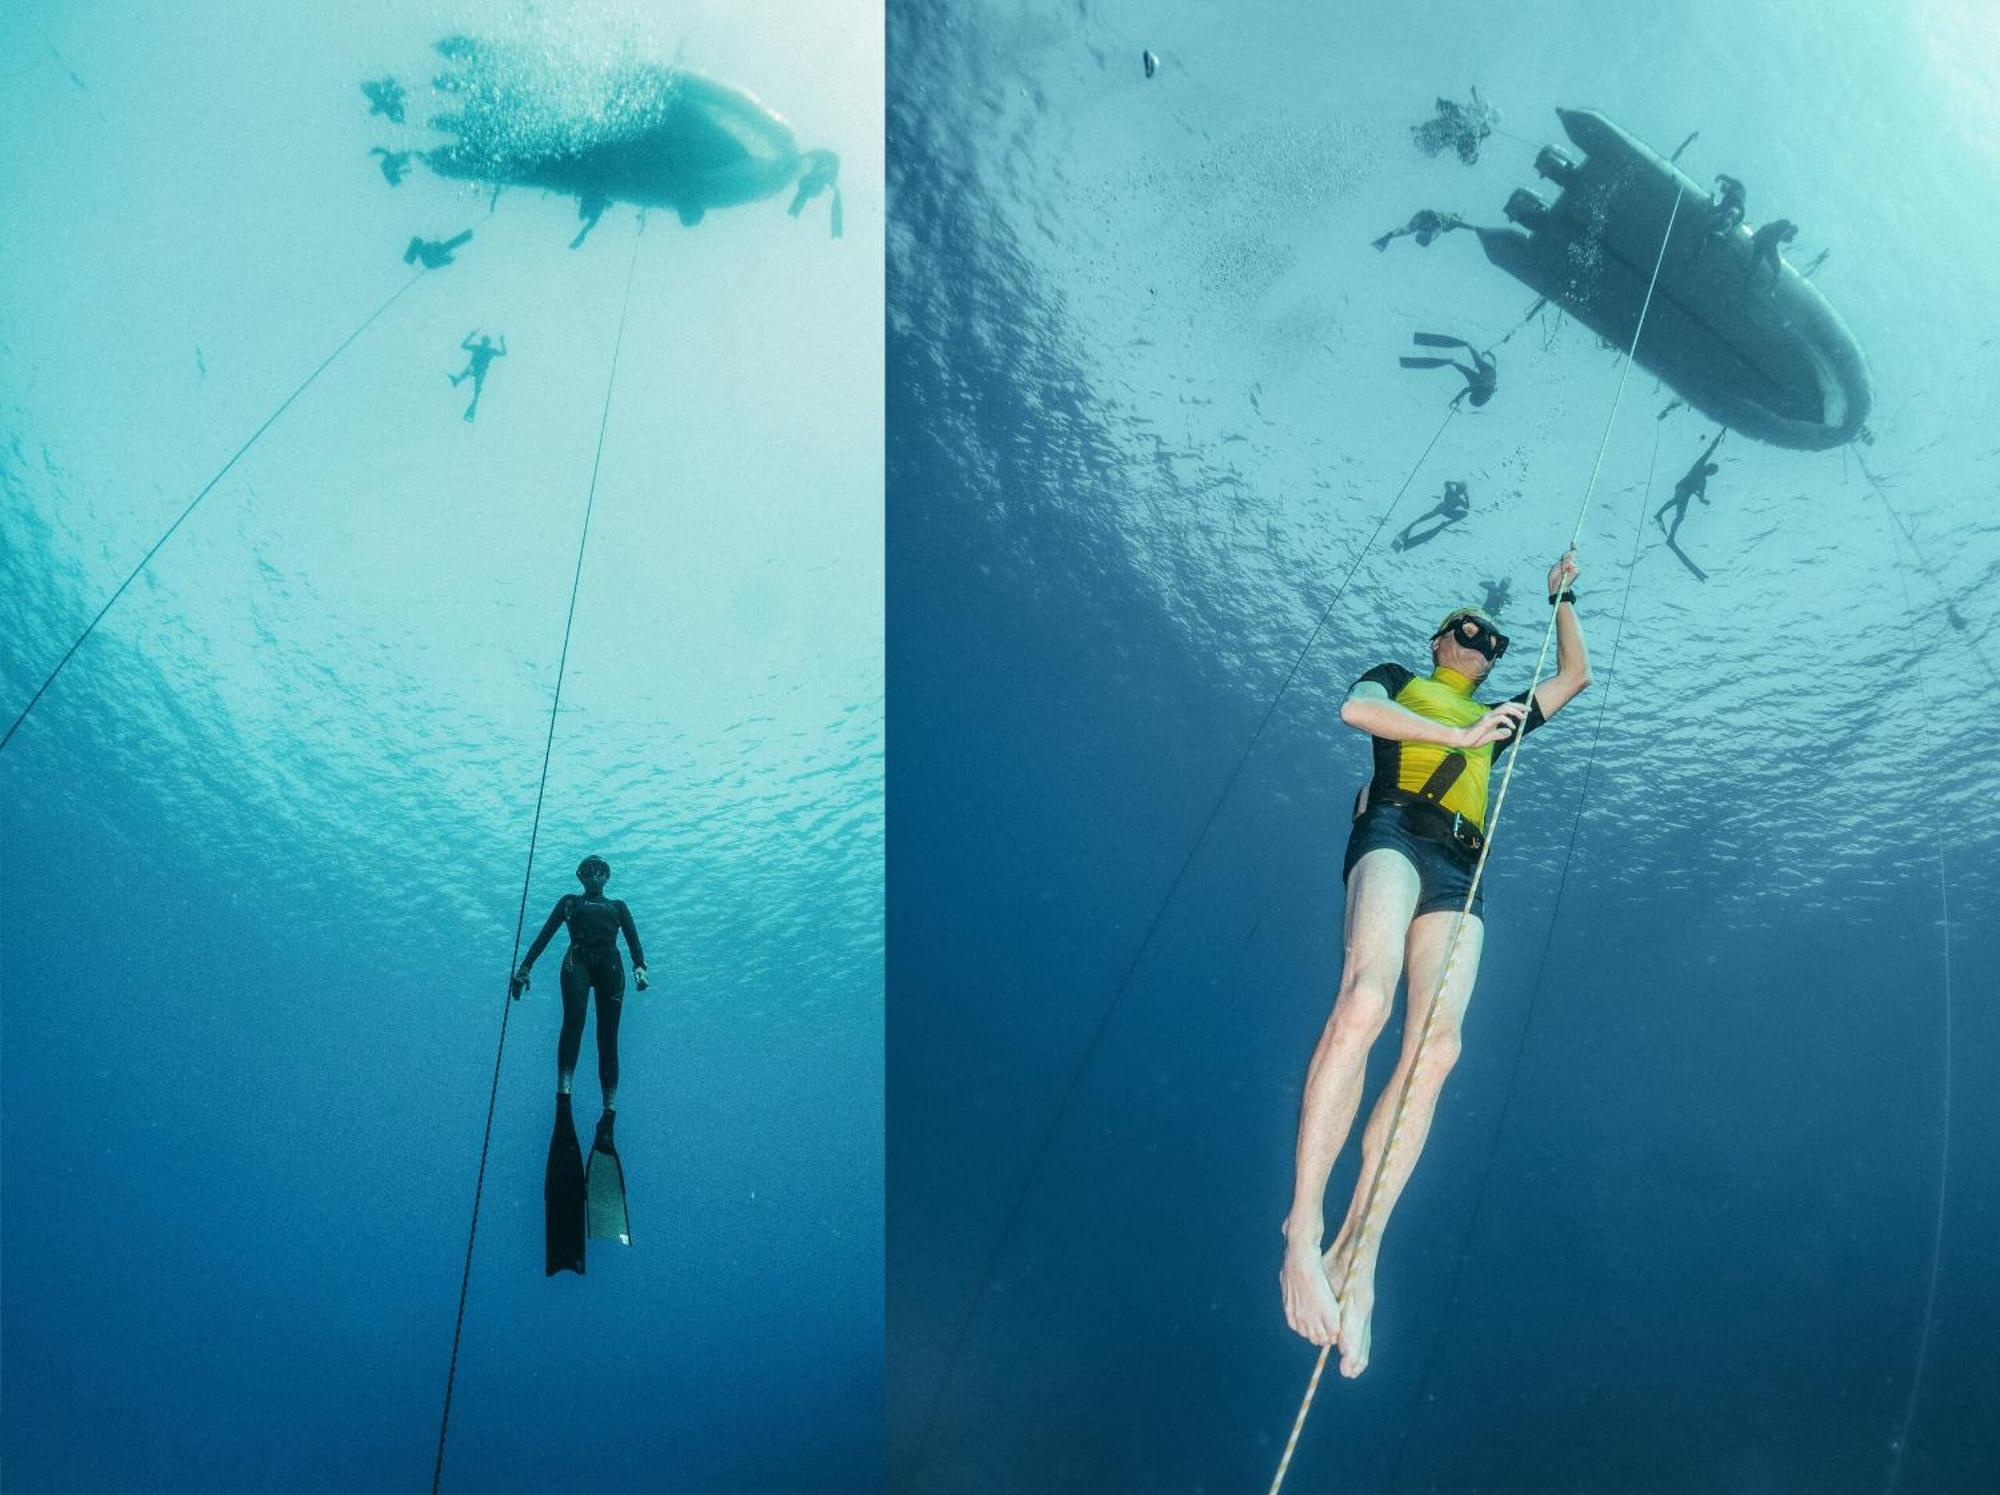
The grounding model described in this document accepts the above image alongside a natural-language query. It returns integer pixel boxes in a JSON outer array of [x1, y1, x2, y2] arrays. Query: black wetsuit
[[523, 894, 646, 1097]]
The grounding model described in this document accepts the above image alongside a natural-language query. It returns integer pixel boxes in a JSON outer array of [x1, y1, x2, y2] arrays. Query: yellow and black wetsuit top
[[1353, 663, 1546, 834]]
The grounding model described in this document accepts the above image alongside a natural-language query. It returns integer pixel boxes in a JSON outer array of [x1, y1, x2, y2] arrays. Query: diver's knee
[[1329, 976, 1393, 1046]]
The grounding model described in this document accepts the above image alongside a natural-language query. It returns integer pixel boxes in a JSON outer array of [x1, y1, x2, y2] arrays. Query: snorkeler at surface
[[448, 332, 507, 422], [370, 147, 413, 186], [1400, 333, 1497, 408], [1479, 575, 1512, 617], [1280, 556, 1590, 1377], [1410, 89, 1497, 164], [1391, 481, 1472, 552], [361, 76, 406, 124]]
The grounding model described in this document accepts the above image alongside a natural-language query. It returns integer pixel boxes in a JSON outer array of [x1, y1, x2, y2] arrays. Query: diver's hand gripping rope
[[1267, 184, 1686, 1495]]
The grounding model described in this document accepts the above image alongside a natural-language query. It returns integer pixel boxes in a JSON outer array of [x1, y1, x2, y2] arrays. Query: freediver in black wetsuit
[[1371, 209, 1465, 252], [513, 855, 649, 1270], [1655, 430, 1725, 581], [1400, 333, 1497, 408], [448, 331, 506, 421], [1392, 480, 1472, 552], [403, 230, 473, 269]]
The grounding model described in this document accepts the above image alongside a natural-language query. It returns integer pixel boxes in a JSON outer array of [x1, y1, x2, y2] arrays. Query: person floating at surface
[[449, 331, 507, 421], [569, 190, 612, 249], [1410, 88, 1497, 164], [362, 76, 406, 123], [1372, 209, 1465, 253], [1400, 333, 1497, 408], [1280, 556, 1591, 1378], [1479, 574, 1512, 617], [403, 229, 473, 269], [1655, 429, 1724, 581], [1392, 480, 1471, 552], [370, 147, 412, 186], [1746, 218, 1799, 293]]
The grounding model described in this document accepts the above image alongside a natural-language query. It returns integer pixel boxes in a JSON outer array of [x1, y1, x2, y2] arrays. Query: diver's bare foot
[[1280, 1230, 1341, 1348], [1335, 1258, 1376, 1377]]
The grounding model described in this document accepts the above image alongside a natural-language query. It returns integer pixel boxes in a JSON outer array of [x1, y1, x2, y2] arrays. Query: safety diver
[[1372, 209, 1466, 253], [1400, 333, 1497, 408], [1280, 555, 1590, 1378], [1655, 431, 1724, 582], [404, 230, 473, 269], [448, 331, 507, 422], [1392, 481, 1472, 552]]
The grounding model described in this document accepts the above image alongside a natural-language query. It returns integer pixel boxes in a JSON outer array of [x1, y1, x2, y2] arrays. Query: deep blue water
[[3, 4, 881, 1492], [888, 3, 1998, 1492]]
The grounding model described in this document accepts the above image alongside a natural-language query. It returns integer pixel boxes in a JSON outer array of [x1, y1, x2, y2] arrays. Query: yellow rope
[[1269, 183, 1687, 1495]]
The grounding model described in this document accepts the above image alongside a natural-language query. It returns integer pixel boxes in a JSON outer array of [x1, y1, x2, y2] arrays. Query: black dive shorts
[[1342, 802, 1485, 919]]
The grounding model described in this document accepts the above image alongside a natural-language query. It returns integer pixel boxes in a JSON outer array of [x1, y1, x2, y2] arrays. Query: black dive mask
[[1436, 614, 1509, 662]]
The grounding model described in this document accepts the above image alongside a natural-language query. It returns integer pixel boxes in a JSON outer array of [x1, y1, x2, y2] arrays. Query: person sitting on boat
[[1747, 218, 1799, 293], [1707, 174, 1746, 237]]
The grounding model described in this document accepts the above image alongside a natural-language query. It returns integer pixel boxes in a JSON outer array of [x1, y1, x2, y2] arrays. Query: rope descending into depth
[[0, 271, 425, 753], [430, 228, 643, 1495], [1877, 472, 1956, 1495], [905, 402, 1460, 1486], [1268, 183, 1687, 1495], [1386, 418, 1667, 1494]]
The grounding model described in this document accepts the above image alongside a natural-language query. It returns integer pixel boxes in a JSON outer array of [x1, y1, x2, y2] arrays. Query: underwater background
[[2, 3, 881, 1492], [889, 3, 1998, 1493]]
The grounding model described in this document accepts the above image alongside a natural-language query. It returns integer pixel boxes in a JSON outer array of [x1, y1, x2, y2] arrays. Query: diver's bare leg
[[1281, 850, 1420, 1348], [1326, 906, 1484, 1377]]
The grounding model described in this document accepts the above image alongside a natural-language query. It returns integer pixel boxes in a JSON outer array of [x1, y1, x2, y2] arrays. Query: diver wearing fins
[[1655, 430, 1724, 581], [1391, 480, 1472, 552], [1399, 332, 1497, 408], [1280, 555, 1590, 1379], [1371, 209, 1465, 253], [515, 856, 648, 1271]]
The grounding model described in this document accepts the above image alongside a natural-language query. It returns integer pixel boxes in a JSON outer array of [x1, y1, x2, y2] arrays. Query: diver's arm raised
[[1529, 553, 1592, 720]]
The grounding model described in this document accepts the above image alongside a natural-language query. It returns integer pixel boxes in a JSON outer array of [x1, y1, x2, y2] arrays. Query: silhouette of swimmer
[[1392, 481, 1471, 552], [1400, 333, 1497, 408], [1143, 50, 1158, 79], [362, 77, 406, 124], [1372, 209, 1465, 253], [788, 150, 843, 239], [370, 148, 413, 186], [1411, 89, 1496, 164], [449, 332, 507, 422], [1479, 575, 1513, 617], [1655, 430, 1725, 581], [404, 230, 473, 269], [1747, 218, 1799, 293], [1802, 247, 1832, 278]]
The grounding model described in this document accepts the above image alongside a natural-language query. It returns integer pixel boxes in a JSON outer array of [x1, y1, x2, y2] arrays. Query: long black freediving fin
[[1411, 331, 1474, 350], [1399, 356, 1456, 370], [545, 1093, 587, 1276], [587, 1112, 631, 1247]]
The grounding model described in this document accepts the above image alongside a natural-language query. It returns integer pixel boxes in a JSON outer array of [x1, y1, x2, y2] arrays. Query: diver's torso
[[565, 895, 625, 952]]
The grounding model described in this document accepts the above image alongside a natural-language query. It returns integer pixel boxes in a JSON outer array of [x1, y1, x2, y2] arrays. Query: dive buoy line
[[1876, 477, 1956, 1495], [1268, 183, 1686, 1495], [905, 402, 1461, 1485], [0, 270, 425, 754], [1384, 420, 1666, 1494], [1853, 454, 1999, 699], [430, 226, 644, 1495]]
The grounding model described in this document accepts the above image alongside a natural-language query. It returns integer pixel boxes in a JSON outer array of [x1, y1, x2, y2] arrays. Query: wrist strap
[[1548, 588, 1576, 607]]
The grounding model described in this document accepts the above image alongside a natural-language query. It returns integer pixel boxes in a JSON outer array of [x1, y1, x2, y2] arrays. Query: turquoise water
[[889, 2, 1997, 1491], [2, 3, 881, 1491]]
